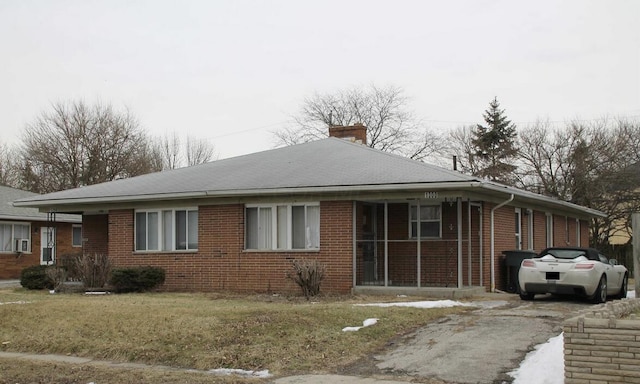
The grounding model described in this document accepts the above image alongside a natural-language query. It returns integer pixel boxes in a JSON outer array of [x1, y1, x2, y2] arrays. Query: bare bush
[[288, 259, 327, 299], [74, 253, 111, 289], [45, 266, 67, 292]]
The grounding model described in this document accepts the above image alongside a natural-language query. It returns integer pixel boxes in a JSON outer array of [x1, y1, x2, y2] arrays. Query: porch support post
[[352, 201, 357, 289], [457, 197, 463, 289], [384, 201, 389, 287], [417, 201, 421, 288], [467, 199, 472, 286]]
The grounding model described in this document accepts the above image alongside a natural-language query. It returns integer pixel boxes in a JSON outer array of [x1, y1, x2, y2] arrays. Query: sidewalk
[[0, 280, 20, 289], [0, 351, 411, 384]]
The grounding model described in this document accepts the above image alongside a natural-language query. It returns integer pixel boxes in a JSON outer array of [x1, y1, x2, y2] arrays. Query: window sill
[[134, 250, 198, 255], [243, 249, 320, 253]]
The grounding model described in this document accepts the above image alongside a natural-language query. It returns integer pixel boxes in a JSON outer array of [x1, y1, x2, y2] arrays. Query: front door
[[40, 227, 55, 265]]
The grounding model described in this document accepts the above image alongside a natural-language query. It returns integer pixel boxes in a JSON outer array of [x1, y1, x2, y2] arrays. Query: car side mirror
[[609, 259, 618, 266]]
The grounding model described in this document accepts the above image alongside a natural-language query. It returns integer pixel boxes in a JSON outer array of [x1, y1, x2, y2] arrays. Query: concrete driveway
[[277, 293, 589, 384]]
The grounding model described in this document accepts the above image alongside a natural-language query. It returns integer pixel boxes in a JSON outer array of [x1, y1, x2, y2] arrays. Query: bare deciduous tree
[[158, 132, 182, 170], [0, 142, 19, 187], [517, 119, 640, 249], [446, 125, 482, 175], [155, 133, 216, 170], [274, 84, 444, 162], [16, 101, 162, 193]]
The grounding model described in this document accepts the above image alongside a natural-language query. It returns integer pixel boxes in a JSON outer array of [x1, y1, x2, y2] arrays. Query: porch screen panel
[[135, 212, 146, 251], [411, 205, 441, 238], [292, 206, 305, 249], [306, 205, 320, 248]]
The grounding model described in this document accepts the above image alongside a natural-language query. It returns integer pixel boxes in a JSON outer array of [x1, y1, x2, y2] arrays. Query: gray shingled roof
[[0, 185, 80, 222], [14, 138, 476, 202], [12, 138, 604, 217]]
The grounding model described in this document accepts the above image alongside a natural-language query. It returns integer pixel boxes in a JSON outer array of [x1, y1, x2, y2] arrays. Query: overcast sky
[[1, 0, 638, 159]]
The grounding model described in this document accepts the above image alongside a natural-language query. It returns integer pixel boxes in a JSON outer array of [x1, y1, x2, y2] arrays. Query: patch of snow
[[207, 368, 271, 378], [356, 300, 469, 309], [628, 290, 636, 299], [508, 333, 564, 384], [85, 291, 109, 295], [342, 318, 379, 332], [355, 299, 509, 309]]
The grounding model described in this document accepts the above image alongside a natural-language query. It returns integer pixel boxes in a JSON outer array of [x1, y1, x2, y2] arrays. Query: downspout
[[490, 194, 514, 292]]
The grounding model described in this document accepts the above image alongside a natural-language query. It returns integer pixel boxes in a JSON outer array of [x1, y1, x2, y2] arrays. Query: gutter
[[0, 215, 81, 223], [13, 181, 482, 208], [490, 193, 514, 292]]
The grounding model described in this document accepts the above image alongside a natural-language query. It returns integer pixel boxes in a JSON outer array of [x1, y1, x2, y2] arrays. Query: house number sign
[[424, 191, 439, 199]]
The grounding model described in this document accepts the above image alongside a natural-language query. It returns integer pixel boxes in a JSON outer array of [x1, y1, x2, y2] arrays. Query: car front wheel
[[591, 276, 607, 304], [519, 292, 535, 301]]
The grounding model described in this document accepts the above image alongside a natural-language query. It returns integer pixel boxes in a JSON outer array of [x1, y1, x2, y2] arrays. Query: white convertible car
[[518, 247, 628, 303]]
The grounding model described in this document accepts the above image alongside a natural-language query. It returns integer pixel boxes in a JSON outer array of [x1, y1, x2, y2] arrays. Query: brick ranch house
[[13, 125, 604, 295], [1, 185, 81, 279]]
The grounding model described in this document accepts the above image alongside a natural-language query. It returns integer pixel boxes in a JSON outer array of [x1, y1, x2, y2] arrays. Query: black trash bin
[[503, 250, 538, 293]]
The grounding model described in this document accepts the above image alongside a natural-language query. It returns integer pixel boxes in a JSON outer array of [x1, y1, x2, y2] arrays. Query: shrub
[[45, 266, 67, 292], [74, 253, 111, 289], [288, 259, 327, 299], [109, 266, 166, 293], [58, 252, 82, 281], [20, 265, 54, 290]]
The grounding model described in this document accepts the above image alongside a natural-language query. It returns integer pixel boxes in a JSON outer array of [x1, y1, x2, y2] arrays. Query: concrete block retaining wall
[[564, 298, 640, 383]]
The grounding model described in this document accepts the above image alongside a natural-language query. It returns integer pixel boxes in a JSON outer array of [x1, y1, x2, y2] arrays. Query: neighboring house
[[607, 163, 640, 246], [13, 125, 604, 294], [0, 185, 82, 279]]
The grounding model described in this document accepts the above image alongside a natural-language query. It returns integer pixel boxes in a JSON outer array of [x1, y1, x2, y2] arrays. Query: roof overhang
[[12, 180, 606, 219]]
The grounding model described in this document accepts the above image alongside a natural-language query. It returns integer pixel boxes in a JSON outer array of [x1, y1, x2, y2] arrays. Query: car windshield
[[542, 249, 587, 260]]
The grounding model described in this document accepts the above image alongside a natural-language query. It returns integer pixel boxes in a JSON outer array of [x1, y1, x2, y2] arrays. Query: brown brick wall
[[81, 197, 597, 294], [105, 201, 354, 294], [0, 221, 79, 279], [82, 215, 109, 256]]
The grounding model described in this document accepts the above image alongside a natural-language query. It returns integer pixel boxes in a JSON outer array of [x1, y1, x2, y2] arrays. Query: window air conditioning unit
[[15, 238, 30, 253]]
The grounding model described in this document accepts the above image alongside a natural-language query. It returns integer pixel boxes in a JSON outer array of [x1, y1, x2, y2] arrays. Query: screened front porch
[[353, 199, 484, 290]]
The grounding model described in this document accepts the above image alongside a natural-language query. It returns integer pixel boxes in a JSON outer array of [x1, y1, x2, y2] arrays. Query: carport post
[[633, 213, 640, 296]]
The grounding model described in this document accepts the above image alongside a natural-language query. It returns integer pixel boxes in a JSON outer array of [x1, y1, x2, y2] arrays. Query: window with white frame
[[245, 203, 320, 250], [72, 225, 82, 247], [515, 208, 522, 249], [0, 222, 31, 253], [135, 208, 198, 251], [545, 213, 554, 247], [409, 204, 441, 238]]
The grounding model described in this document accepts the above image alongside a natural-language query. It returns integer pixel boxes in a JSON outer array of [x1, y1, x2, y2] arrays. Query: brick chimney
[[328, 123, 367, 145]]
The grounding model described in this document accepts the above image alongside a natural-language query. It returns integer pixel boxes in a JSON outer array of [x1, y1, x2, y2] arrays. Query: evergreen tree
[[472, 97, 518, 183]]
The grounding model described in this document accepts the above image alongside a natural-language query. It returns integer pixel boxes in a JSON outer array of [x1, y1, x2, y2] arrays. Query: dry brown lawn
[[0, 288, 466, 383]]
